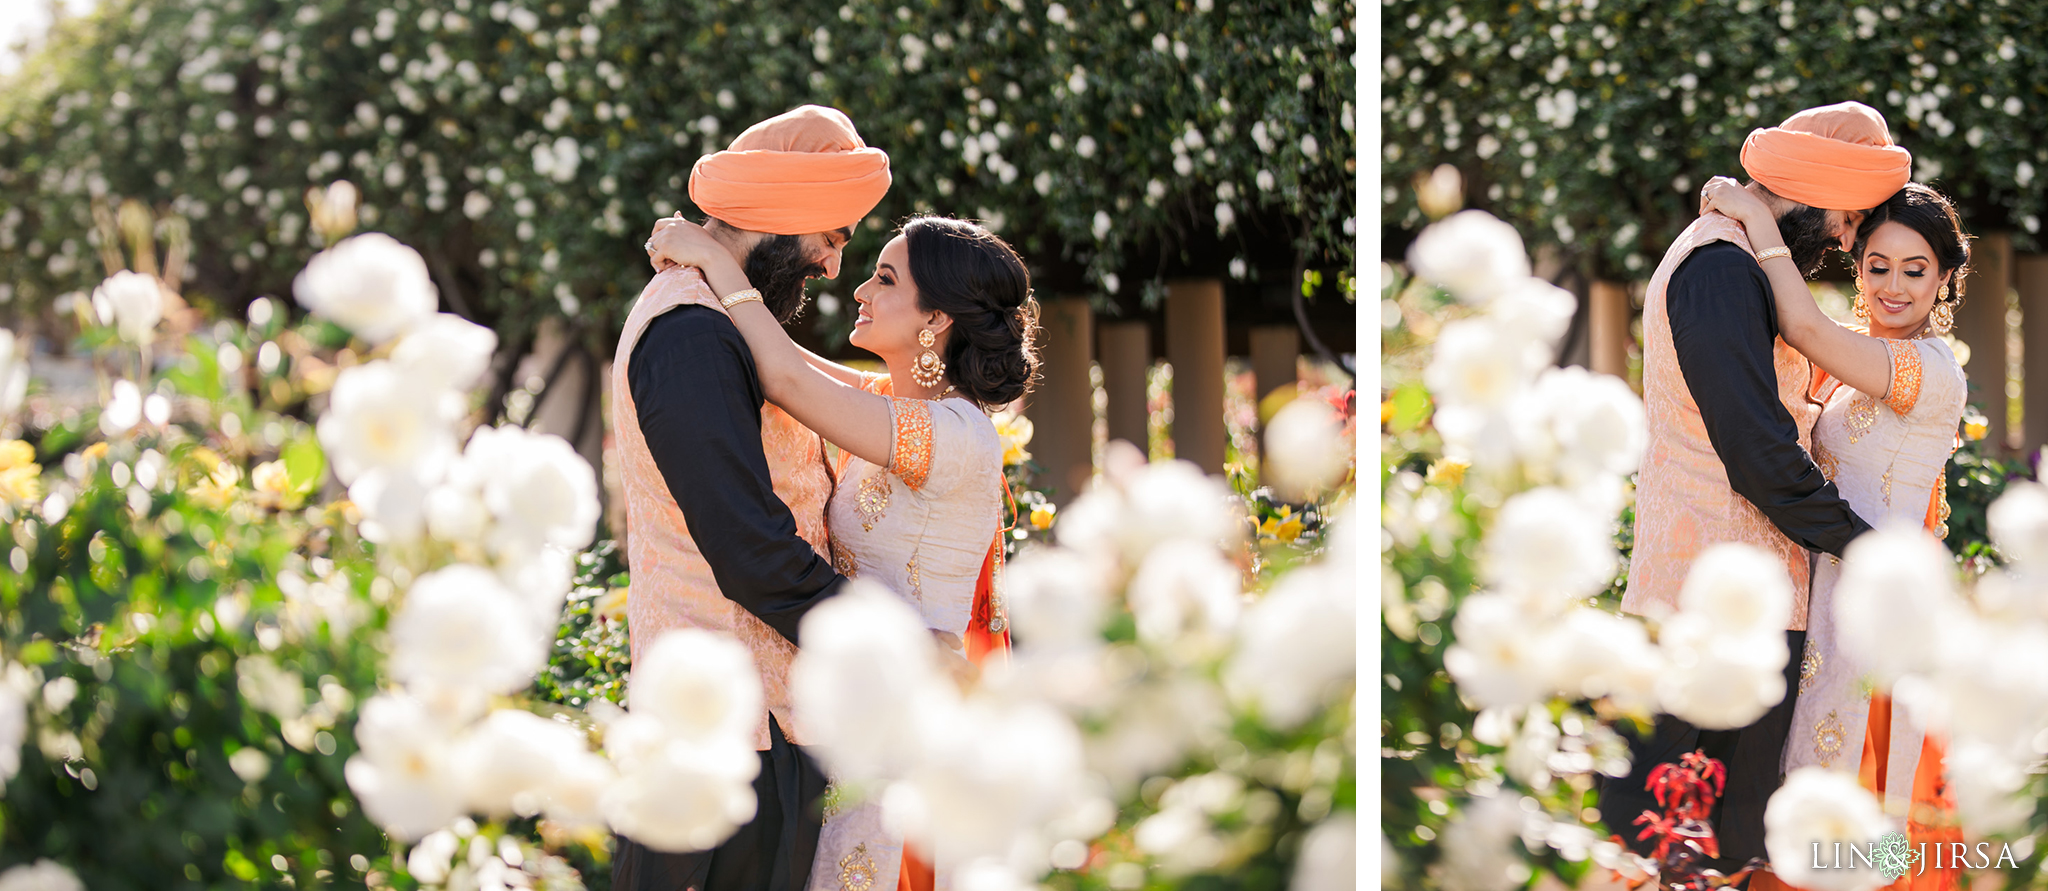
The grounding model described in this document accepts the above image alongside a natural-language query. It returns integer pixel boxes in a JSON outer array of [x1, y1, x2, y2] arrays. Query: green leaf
[[281, 435, 325, 496], [1389, 381, 1432, 434], [17, 640, 55, 665]]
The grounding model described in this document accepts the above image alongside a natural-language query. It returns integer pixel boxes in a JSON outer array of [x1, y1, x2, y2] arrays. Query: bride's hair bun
[[901, 215, 1040, 406]]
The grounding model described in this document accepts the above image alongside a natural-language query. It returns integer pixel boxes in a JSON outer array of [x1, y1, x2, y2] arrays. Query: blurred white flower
[[406, 830, 461, 885], [1543, 607, 1662, 711], [1002, 548, 1110, 648], [317, 360, 459, 485], [293, 233, 438, 344], [0, 675, 23, 784], [601, 736, 760, 853], [1444, 592, 1557, 709], [460, 425, 601, 554], [1225, 558, 1355, 727], [1989, 480, 2048, 566], [344, 692, 467, 841], [1677, 543, 1792, 640], [425, 481, 490, 545], [1431, 793, 1531, 891], [792, 581, 954, 781], [0, 861, 84, 891], [1940, 740, 2036, 835], [458, 708, 592, 819], [629, 629, 764, 744], [1291, 813, 1357, 891], [1503, 708, 1561, 789], [347, 467, 430, 544], [1909, 620, 2048, 752], [1513, 365, 1646, 491], [1763, 768, 1893, 891], [1263, 396, 1353, 502], [1083, 675, 1228, 791], [1425, 318, 1548, 465], [895, 697, 1095, 864], [92, 270, 165, 344], [236, 655, 306, 720], [1126, 540, 1241, 648], [228, 747, 271, 783], [1489, 278, 1576, 348], [1484, 487, 1616, 602], [495, 544, 578, 629], [1834, 526, 1964, 683], [0, 330, 26, 419], [1408, 210, 1532, 304], [544, 743, 620, 829], [1656, 613, 1788, 729], [1056, 449, 1239, 570], [100, 379, 143, 436], [391, 312, 498, 390], [389, 564, 550, 695]]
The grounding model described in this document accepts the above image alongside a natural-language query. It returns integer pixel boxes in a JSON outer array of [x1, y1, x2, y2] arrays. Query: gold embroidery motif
[[1882, 338, 1923, 416], [820, 782, 850, 820], [907, 552, 924, 604], [832, 539, 860, 579], [839, 843, 878, 891], [989, 540, 1009, 634], [1934, 475, 1951, 539], [1845, 394, 1878, 444], [1815, 710, 1845, 768], [1799, 638, 1823, 694], [1880, 463, 1894, 508], [888, 397, 935, 491], [855, 470, 891, 533], [1813, 440, 1838, 480]]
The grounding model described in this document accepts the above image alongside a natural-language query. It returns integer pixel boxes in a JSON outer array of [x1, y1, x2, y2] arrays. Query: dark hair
[[1851, 182, 1972, 310], [900, 215, 1040, 406]]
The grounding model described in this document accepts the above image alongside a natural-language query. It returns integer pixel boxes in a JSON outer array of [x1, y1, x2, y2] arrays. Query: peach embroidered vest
[[611, 268, 835, 749], [1624, 214, 1816, 631]]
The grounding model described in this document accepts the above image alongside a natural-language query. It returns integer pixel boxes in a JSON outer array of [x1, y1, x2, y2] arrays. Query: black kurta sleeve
[[627, 305, 845, 644], [1667, 241, 1873, 557]]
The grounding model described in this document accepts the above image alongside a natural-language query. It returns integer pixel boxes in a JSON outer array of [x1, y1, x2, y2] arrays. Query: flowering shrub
[[1384, 0, 2048, 275], [1385, 205, 2048, 889], [0, 0, 1354, 367]]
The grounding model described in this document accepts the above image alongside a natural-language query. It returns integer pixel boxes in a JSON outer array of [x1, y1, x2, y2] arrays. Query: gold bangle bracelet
[[719, 288, 764, 309], [1754, 246, 1792, 264]]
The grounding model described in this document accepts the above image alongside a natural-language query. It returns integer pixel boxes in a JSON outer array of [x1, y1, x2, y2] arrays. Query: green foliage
[[0, 0, 1354, 361], [533, 539, 630, 713], [1383, 0, 2048, 273], [1943, 437, 2030, 563]]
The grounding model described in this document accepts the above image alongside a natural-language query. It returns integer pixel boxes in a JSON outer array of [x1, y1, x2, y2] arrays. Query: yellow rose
[[1425, 458, 1470, 488], [0, 440, 33, 471], [0, 464, 41, 507], [1028, 503, 1057, 530], [596, 587, 630, 621], [994, 411, 1035, 466]]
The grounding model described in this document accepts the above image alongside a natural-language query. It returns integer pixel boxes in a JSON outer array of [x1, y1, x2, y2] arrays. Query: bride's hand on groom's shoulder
[[647, 216, 732, 277], [1699, 175, 1771, 227]]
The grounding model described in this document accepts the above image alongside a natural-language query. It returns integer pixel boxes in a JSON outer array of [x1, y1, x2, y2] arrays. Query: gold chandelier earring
[[1852, 287, 1871, 321], [912, 328, 947, 389], [1929, 298, 1955, 336]]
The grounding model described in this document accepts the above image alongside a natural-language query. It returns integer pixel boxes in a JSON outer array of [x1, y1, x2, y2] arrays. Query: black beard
[[742, 234, 826, 324], [1774, 203, 1837, 277]]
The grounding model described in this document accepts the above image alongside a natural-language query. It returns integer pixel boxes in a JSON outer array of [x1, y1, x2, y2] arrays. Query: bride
[[649, 212, 1038, 891], [1703, 177, 1969, 890]]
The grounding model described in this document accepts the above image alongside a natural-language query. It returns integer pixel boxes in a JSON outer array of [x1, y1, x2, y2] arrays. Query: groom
[[1599, 102, 1910, 870], [610, 105, 889, 890]]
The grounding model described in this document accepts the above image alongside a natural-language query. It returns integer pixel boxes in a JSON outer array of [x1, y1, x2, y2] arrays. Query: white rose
[[344, 693, 467, 841], [1407, 210, 1532, 305], [317, 360, 459, 485], [628, 629, 764, 745], [1677, 543, 1793, 640], [1126, 539, 1241, 648], [1914, 621, 2048, 750], [0, 330, 29, 419], [0, 861, 85, 891], [1656, 613, 1788, 729], [391, 312, 499, 390], [1425, 317, 1546, 415], [1290, 813, 1357, 891], [1484, 487, 1617, 603], [1940, 741, 2036, 835], [1515, 365, 1646, 486], [790, 582, 956, 782], [100, 379, 143, 437], [1988, 480, 2048, 566], [1084, 675, 1228, 792], [1224, 560, 1355, 728], [1263, 396, 1353, 503], [347, 467, 430, 544], [496, 544, 577, 631], [1543, 607, 1661, 712], [1763, 768, 1894, 891], [1108, 458, 1242, 567], [1002, 548, 1112, 649], [425, 481, 490, 545], [293, 232, 439, 343], [461, 425, 601, 554], [91, 270, 165, 344], [389, 564, 550, 695], [1443, 592, 1558, 710], [601, 738, 760, 853], [457, 708, 592, 819], [894, 698, 1092, 862], [544, 744, 619, 829], [1834, 526, 1964, 683], [1430, 793, 1531, 891]]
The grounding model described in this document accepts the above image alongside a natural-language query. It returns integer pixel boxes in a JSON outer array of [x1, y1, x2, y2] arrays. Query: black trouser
[[612, 716, 829, 891], [1597, 629, 1806, 872]]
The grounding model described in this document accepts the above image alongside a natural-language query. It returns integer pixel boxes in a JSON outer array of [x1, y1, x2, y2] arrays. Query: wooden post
[[1589, 280, 1631, 379], [1958, 232, 2013, 452], [1098, 321, 1151, 452], [1167, 278, 1226, 475], [2018, 254, 2048, 453], [1023, 296, 1095, 504], [1248, 324, 1300, 403]]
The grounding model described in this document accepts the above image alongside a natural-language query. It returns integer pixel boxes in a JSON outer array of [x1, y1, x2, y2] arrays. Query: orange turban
[[688, 105, 891, 235], [1740, 101, 1912, 211]]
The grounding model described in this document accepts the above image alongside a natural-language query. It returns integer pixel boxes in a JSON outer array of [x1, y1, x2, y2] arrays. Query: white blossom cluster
[[791, 444, 1356, 887], [292, 232, 764, 876]]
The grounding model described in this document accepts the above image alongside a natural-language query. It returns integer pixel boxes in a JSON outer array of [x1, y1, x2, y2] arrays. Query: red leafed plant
[[1609, 750, 1766, 891]]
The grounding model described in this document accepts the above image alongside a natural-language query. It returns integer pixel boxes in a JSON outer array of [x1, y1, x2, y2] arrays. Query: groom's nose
[[815, 246, 843, 280]]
